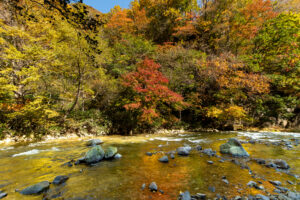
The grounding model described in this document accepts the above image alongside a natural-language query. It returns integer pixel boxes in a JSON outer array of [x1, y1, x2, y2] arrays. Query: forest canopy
[[0, 0, 299, 137]]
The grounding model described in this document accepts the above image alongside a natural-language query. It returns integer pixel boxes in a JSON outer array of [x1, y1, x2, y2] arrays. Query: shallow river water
[[0, 131, 299, 200]]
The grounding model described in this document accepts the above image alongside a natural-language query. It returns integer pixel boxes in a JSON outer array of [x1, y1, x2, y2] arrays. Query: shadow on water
[[0, 131, 299, 199]]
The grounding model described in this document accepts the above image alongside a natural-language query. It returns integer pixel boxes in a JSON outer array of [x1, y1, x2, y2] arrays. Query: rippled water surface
[[0, 131, 299, 199]]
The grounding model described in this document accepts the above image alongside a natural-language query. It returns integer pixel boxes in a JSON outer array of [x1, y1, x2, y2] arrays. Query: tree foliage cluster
[[0, 0, 299, 137]]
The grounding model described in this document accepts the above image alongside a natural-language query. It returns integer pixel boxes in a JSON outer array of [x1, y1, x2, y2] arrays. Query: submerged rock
[[52, 175, 69, 185], [207, 161, 214, 164], [220, 138, 249, 157], [177, 147, 190, 156], [83, 145, 105, 164], [104, 146, 118, 159], [149, 182, 157, 192], [20, 181, 50, 195], [178, 191, 191, 200], [158, 156, 169, 163], [170, 153, 175, 159], [86, 139, 103, 146]]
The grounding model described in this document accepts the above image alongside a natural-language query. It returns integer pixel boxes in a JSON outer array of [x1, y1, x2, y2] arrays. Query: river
[[0, 131, 299, 199]]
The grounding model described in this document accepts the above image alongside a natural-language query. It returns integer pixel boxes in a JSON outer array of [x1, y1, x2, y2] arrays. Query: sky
[[84, 0, 132, 13]]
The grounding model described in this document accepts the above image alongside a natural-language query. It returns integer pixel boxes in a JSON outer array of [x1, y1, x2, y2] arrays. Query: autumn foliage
[[122, 58, 185, 125]]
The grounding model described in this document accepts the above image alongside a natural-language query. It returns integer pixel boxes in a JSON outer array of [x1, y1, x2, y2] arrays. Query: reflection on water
[[0, 132, 299, 199]]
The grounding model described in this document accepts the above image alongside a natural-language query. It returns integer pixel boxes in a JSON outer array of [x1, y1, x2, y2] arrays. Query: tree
[[121, 58, 186, 131]]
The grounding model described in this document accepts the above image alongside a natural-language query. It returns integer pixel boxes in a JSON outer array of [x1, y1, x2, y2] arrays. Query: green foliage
[[108, 34, 156, 76]]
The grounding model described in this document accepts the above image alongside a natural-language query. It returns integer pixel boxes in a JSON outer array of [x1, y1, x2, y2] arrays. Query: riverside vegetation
[[0, 0, 299, 139]]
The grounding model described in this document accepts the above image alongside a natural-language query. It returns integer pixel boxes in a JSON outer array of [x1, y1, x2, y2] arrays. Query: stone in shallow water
[[207, 161, 214, 164], [179, 191, 191, 200], [208, 186, 215, 193], [146, 152, 153, 156], [202, 148, 216, 156], [247, 181, 257, 188], [52, 175, 69, 185], [148, 182, 157, 192], [20, 181, 50, 195], [287, 191, 300, 200], [273, 159, 290, 169], [191, 193, 206, 200], [170, 153, 175, 159], [177, 147, 190, 156], [104, 146, 118, 159], [0, 192, 7, 199], [256, 194, 269, 200], [83, 145, 105, 164], [158, 155, 169, 163], [269, 180, 282, 186], [141, 183, 146, 190], [86, 139, 103, 146], [220, 138, 249, 157], [114, 153, 122, 159]]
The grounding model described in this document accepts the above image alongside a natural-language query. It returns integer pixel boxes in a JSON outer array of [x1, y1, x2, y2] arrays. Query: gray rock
[[114, 153, 122, 159], [273, 189, 281, 193], [208, 186, 215, 193], [287, 191, 300, 200], [20, 181, 50, 195], [177, 147, 190, 156], [277, 194, 292, 200], [273, 159, 290, 169], [220, 138, 249, 157], [86, 139, 103, 146], [146, 152, 153, 156], [276, 186, 289, 193], [83, 145, 105, 164], [202, 148, 216, 156], [192, 193, 206, 200], [269, 181, 282, 186], [222, 179, 229, 184], [159, 156, 169, 163], [196, 145, 202, 151], [179, 191, 191, 200], [141, 183, 146, 190], [287, 180, 294, 185], [159, 189, 164, 194], [0, 192, 7, 199], [170, 153, 175, 159], [104, 146, 118, 159], [149, 182, 157, 192], [256, 194, 269, 200], [52, 175, 69, 185], [247, 181, 257, 188], [207, 161, 214, 164]]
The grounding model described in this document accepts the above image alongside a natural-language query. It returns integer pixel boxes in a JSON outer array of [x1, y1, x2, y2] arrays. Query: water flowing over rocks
[[220, 138, 250, 157]]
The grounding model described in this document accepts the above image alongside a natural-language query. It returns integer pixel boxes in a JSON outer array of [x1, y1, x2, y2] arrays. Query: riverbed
[[0, 131, 299, 200]]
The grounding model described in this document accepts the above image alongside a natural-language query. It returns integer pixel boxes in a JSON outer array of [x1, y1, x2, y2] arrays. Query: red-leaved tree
[[122, 58, 186, 127]]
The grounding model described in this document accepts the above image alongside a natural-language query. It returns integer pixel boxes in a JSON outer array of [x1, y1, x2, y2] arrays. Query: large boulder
[[86, 139, 103, 146], [104, 146, 118, 159], [83, 145, 105, 164], [20, 181, 50, 195], [220, 138, 249, 157], [273, 159, 290, 169]]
